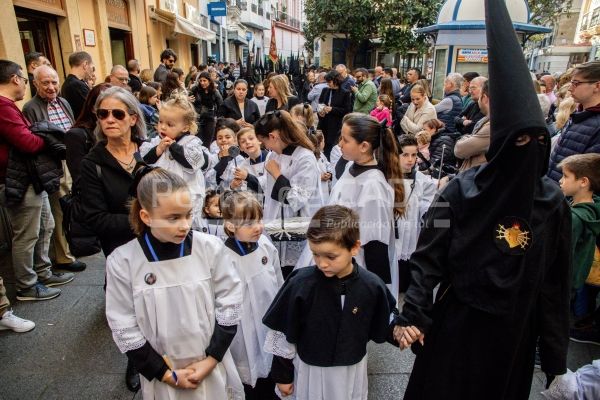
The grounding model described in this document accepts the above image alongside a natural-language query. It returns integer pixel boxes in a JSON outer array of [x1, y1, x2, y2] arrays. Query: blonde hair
[[269, 75, 292, 105], [220, 191, 263, 237], [290, 103, 315, 127], [415, 79, 432, 98], [378, 95, 392, 109], [410, 84, 427, 97], [161, 94, 199, 134], [129, 168, 191, 236], [236, 127, 257, 142], [555, 96, 576, 131], [415, 130, 432, 146]]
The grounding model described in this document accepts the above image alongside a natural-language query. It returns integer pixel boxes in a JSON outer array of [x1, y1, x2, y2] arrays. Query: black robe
[[395, 171, 571, 400], [263, 263, 396, 382]]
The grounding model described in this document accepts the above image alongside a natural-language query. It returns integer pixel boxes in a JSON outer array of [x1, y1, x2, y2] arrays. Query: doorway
[[16, 8, 56, 67], [109, 28, 134, 67], [191, 43, 199, 68]]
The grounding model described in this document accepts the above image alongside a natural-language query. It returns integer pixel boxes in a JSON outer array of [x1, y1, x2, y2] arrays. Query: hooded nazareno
[[394, 0, 572, 398]]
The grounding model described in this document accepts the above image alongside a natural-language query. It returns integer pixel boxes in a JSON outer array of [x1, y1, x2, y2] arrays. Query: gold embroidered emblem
[[494, 217, 532, 255], [352, 307, 359, 314]]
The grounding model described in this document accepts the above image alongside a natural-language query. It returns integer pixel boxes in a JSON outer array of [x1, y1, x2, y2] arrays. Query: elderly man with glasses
[[454, 76, 487, 135], [0, 59, 75, 301], [108, 65, 131, 89], [23, 65, 87, 274]]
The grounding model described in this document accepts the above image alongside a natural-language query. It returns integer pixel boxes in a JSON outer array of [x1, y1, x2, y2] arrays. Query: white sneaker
[[0, 310, 35, 333]]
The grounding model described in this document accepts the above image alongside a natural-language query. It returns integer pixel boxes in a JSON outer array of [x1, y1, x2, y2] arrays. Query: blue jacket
[[437, 90, 462, 134], [547, 107, 600, 183]]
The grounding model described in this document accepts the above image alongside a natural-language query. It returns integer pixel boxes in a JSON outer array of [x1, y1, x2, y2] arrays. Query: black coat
[[190, 86, 223, 119], [395, 177, 570, 399], [5, 122, 65, 206], [78, 141, 138, 256], [265, 96, 301, 113], [217, 96, 261, 124], [317, 88, 352, 148], [60, 74, 90, 120], [65, 126, 96, 189]]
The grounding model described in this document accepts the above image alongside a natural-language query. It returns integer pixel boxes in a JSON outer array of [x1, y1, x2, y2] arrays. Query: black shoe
[[125, 359, 140, 392], [54, 260, 87, 272]]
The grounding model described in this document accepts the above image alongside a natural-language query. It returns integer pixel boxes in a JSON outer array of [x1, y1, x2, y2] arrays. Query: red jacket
[[0, 95, 44, 181]]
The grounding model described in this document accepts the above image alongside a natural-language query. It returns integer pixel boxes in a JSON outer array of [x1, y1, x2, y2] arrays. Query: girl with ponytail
[[254, 110, 323, 276], [299, 112, 403, 297]]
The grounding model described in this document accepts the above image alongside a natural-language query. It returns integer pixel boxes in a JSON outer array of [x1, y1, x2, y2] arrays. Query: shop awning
[[150, 7, 216, 43]]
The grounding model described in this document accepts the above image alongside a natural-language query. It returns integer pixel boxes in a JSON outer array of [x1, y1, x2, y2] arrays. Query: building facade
[[574, 0, 600, 61], [525, 0, 590, 74]]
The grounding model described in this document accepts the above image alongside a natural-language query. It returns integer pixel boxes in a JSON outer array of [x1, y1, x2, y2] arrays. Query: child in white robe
[[396, 135, 437, 293], [297, 113, 401, 299], [105, 167, 244, 400], [139, 95, 206, 228], [198, 190, 227, 240], [263, 205, 397, 400], [231, 127, 270, 199], [254, 110, 323, 277], [221, 191, 283, 399], [205, 127, 245, 191]]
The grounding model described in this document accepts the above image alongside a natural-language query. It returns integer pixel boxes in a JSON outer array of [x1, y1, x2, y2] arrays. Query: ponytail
[[255, 110, 315, 152], [342, 113, 405, 217]]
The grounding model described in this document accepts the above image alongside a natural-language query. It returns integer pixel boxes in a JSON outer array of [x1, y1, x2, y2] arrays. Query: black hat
[[485, 0, 548, 161]]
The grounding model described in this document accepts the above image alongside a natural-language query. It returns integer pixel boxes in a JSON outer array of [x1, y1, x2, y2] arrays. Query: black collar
[[224, 237, 259, 256], [175, 132, 190, 142], [349, 162, 379, 177], [249, 149, 269, 164], [282, 145, 297, 156], [138, 229, 193, 262]]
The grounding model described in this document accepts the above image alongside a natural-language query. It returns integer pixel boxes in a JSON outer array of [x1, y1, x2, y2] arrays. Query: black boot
[[125, 359, 141, 392]]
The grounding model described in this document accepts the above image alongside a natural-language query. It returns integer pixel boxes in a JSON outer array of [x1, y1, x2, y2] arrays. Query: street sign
[[208, 2, 227, 17], [246, 31, 253, 42]]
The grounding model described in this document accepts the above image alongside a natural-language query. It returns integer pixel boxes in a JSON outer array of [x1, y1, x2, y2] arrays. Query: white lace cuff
[[264, 330, 296, 359], [111, 326, 147, 353], [216, 303, 242, 326]]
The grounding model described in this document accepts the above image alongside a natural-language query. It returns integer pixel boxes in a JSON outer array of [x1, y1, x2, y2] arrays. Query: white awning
[[150, 7, 216, 43]]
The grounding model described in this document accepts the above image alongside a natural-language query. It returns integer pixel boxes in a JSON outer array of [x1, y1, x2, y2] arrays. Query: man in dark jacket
[[435, 73, 464, 134], [60, 51, 94, 120], [23, 65, 86, 273], [0, 60, 74, 301], [399, 68, 421, 104], [455, 76, 487, 135], [153, 49, 177, 84], [548, 61, 600, 183]]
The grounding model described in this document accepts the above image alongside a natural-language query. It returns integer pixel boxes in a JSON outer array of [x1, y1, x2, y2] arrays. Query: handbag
[[59, 165, 102, 257]]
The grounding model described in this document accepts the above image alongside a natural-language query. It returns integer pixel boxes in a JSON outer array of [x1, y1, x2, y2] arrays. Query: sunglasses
[[96, 108, 134, 120]]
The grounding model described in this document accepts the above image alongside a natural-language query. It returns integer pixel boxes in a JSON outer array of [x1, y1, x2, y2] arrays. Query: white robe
[[263, 147, 323, 266], [105, 232, 244, 400], [395, 171, 437, 261], [226, 236, 283, 386], [264, 314, 368, 400], [317, 153, 332, 204], [205, 155, 246, 192], [197, 218, 228, 241], [296, 165, 398, 298], [139, 135, 206, 222]]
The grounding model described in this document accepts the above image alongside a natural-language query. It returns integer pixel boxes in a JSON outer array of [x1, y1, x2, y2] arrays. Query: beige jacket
[[454, 116, 490, 172], [400, 101, 438, 135]]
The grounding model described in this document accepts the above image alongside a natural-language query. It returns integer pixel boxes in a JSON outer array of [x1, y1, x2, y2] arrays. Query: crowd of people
[[1, 1, 600, 398]]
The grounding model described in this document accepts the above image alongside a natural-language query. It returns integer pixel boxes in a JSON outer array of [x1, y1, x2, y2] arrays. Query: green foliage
[[528, 0, 573, 25]]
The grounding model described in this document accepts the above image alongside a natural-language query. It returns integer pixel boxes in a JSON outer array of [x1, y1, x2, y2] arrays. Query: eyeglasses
[[14, 74, 28, 85], [115, 76, 130, 83], [96, 108, 134, 120], [569, 80, 599, 88]]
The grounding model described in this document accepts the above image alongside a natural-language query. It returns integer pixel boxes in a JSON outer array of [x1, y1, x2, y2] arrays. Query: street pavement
[[0, 250, 598, 400]]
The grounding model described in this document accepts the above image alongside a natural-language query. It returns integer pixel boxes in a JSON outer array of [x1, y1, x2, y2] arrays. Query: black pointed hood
[[485, 0, 549, 168]]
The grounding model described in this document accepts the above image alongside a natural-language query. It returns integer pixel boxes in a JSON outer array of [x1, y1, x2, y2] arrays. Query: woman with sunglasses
[[78, 86, 147, 392]]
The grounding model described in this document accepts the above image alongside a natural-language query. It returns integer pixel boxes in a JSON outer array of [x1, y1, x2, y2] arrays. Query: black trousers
[[198, 117, 216, 147], [243, 376, 278, 400]]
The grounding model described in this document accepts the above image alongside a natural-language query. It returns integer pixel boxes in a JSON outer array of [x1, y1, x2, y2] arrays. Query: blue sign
[[208, 2, 227, 17], [246, 32, 253, 42]]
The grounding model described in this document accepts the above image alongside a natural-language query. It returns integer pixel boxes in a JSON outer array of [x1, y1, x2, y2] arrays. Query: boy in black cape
[[392, 0, 572, 399]]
